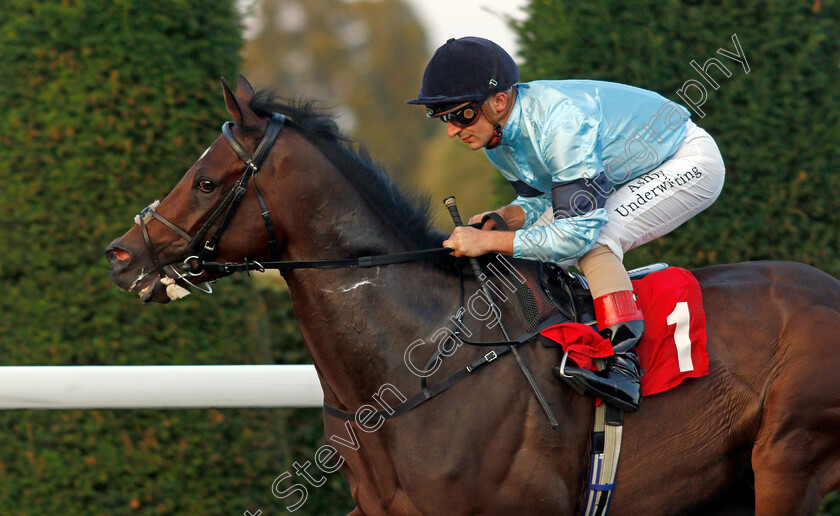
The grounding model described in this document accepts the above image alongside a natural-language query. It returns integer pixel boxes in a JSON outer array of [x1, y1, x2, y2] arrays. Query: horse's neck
[[281, 184, 460, 409], [288, 267, 460, 401]]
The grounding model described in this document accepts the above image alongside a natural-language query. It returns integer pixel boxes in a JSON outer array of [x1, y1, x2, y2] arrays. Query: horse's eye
[[197, 179, 216, 193]]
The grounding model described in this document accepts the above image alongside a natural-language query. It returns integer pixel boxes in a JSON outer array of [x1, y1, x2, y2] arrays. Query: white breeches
[[535, 120, 726, 264]]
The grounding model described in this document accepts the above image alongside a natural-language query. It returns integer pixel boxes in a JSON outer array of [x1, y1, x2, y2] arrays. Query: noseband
[[134, 111, 453, 297], [136, 113, 286, 289]]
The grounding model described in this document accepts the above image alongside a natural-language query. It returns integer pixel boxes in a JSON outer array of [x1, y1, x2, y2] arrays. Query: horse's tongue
[[139, 282, 156, 302], [139, 277, 169, 303]]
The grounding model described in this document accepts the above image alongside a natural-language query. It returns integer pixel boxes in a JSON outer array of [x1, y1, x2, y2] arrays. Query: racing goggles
[[426, 101, 483, 128]]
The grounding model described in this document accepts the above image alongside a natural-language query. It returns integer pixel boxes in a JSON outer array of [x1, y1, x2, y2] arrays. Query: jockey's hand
[[468, 211, 498, 230], [443, 226, 487, 257], [443, 226, 514, 257]]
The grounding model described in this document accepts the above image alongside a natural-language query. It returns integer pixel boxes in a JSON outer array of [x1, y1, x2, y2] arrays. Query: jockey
[[407, 37, 725, 412]]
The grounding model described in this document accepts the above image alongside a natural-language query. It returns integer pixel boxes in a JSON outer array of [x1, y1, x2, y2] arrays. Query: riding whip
[[443, 196, 558, 429]]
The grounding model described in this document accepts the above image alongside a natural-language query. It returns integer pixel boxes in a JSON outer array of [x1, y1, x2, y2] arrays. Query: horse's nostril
[[106, 246, 131, 263]]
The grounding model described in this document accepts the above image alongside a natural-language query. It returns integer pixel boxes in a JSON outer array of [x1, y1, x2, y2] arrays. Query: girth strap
[[582, 395, 624, 516]]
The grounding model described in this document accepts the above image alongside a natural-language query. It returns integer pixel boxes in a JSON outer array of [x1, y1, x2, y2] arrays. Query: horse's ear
[[236, 74, 255, 103], [221, 76, 261, 128]]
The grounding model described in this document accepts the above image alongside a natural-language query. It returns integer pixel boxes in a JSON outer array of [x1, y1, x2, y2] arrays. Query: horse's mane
[[248, 90, 449, 257]]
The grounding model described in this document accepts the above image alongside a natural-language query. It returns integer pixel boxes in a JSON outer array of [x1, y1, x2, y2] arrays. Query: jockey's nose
[[447, 122, 462, 138]]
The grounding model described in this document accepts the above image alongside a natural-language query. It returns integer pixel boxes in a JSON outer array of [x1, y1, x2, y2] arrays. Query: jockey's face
[[446, 104, 494, 150], [445, 91, 511, 150]]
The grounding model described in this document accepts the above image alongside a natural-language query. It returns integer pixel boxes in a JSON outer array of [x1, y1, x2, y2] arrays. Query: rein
[[133, 108, 567, 438], [201, 247, 453, 274], [321, 209, 563, 425], [134, 112, 456, 294], [136, 111, 562, 428]]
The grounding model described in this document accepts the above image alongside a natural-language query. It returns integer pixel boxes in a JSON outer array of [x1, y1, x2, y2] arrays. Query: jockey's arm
[[507, 108, 610, 263]]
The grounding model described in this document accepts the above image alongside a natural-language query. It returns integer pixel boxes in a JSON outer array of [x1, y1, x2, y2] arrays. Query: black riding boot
[[555, 319, 645, 412]]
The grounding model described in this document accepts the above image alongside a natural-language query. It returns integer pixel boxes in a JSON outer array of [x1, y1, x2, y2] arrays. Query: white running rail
[[0, 365, 323, 409]]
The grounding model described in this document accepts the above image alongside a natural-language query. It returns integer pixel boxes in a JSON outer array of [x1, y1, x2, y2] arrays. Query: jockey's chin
[[461, 134, 490, 150], [448, 118, 494, 151]]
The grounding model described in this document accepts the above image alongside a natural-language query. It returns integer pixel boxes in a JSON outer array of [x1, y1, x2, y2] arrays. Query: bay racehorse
[[106, 76, 840, 515]]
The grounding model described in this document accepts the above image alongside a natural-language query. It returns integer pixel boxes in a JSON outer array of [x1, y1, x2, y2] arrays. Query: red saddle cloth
[[540, 267, 709, 396]]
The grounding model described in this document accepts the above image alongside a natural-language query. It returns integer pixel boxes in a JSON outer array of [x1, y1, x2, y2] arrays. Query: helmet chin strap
[[478, 103, 504, 149], [486, 122, 504, 149], [480, 89, 514, 150]]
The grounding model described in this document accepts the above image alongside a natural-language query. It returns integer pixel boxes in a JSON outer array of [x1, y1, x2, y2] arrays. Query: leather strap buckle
[[466, 349, 501, 373]]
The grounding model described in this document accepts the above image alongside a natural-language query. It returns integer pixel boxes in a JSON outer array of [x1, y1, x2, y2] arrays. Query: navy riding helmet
[[407, 37, 519, 148], [406, 37, 519, 108]]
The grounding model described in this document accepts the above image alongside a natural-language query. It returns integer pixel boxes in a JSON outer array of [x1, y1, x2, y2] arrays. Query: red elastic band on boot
[[594, 290, 644, 329]]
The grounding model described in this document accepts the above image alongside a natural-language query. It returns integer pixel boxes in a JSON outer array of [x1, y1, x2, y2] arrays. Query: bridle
[[134, 112, 451, 294], [131, 114, 560, 431], [136, 113, 286, 291]]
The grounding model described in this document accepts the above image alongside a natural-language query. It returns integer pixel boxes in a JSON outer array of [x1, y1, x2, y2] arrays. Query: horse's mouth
[[129, 273, 171, 304]]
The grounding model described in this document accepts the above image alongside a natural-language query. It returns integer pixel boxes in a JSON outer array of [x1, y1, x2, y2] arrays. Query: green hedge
[[0, 1, 350, 514]]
